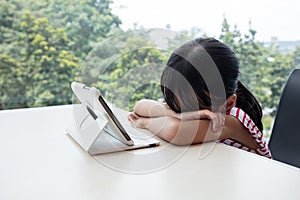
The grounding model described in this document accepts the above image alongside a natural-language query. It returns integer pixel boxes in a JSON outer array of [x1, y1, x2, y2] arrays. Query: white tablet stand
[[76, 106, 109, 152]]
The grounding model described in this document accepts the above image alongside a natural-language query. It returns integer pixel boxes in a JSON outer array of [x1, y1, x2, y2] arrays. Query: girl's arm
[[132, 99, 175, 118], [128, 113, 225, 145], [133, 99, 222, 123], [129, 99, 259, 148], [128, 99, 226, 145], [128, 112, 259, 149]]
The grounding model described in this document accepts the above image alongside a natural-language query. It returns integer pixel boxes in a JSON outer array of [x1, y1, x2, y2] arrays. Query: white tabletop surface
[[0, 105, 300, 200]]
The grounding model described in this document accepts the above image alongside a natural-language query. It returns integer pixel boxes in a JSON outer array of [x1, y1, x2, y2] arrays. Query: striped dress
[[218, 107, 272, 159]]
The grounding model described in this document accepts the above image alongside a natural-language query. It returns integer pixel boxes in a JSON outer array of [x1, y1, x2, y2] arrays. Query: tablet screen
[[98, 95, 131, 142]]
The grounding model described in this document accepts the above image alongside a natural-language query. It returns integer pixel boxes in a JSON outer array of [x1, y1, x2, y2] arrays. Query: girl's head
[[161, 37, 263, 130]]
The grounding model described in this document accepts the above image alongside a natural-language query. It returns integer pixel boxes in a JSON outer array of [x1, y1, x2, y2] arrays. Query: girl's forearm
[[144, 116, 221, 146], [143, 116, 178, 142], [133, 99, 175, 118]]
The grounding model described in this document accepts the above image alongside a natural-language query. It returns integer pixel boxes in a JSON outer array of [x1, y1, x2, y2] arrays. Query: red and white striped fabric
[[218, 107, 272, 159]]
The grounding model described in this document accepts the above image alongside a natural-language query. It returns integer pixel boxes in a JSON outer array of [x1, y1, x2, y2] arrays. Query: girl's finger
[[127, 112, 138, 122], [211, 112, 224, 132], [215, 113, 225, 132]]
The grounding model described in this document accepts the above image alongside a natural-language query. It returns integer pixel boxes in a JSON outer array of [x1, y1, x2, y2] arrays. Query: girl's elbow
[[158, 118, 178, 143], [168, 137, 189, 146], [168, 136, 194, 146], [162, 131, 178, 145], [160, 120, 189, 146], [160, 119, 200, 146], [133, 99, 145, 112], [133, 99, 149, 115]]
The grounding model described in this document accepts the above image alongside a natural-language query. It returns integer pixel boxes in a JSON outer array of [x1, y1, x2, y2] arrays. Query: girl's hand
[[174, 110, 225, 132], [127, 112, 149, 129]]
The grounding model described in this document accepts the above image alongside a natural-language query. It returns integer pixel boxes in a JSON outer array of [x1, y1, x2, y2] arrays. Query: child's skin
[[128, 99, 259, 149]]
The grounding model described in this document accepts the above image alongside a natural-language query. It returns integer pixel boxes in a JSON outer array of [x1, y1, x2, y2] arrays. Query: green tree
[[23, 0, 122, 59], [0, 54, 25, 109], [20, 11, 80, 107], [292, 46, 300, 68], [264, 48, 292, 115], [168, 30, 199, 50], [93, 30, 169, 110], [219, 17, 293, 117], [0, 11, 80, 109], [0, 0, 120, 109]]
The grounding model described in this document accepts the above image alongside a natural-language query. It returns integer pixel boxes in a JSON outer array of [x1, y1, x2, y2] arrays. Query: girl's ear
[[226, 94, 237, 111]]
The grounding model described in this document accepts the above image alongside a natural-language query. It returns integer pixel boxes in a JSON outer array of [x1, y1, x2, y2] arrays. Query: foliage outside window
[[1, 0, 300, 135]]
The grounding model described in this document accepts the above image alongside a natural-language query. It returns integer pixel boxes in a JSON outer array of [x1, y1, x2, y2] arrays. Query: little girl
[[128, 37, 272, 159]]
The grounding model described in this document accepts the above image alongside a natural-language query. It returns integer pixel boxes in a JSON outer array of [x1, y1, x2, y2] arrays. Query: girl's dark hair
[[161, 37, 263, 131]]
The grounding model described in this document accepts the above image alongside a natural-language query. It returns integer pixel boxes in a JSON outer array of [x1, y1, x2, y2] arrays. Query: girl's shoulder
[[223, 107, 272, 159], [226, 107, 251, 125], [226, 107, 261, 139]]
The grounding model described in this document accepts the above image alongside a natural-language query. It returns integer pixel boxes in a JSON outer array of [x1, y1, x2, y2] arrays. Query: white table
[[0, 105, 300, 200]]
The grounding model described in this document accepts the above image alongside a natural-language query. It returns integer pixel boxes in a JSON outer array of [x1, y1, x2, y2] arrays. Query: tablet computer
[[69, 82, 159, 154]]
